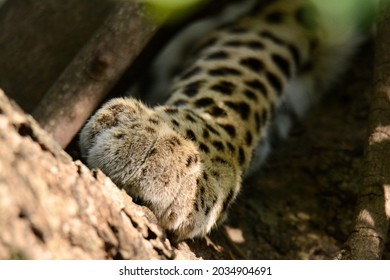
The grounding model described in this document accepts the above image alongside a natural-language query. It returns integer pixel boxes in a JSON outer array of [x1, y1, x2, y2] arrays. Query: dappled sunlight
[[358, 209, 376, 227], [385, 184, 390, 219], [224, 226, 245, 244], [287, 212, 311, 223], [369, 125, 390, 145]]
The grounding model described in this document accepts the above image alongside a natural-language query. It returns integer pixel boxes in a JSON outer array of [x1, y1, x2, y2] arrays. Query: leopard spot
[[194, 97, 215, 107], [246, 40, 265, 50], [195, 184, 206, 210], [203, 171, 209, 182], [168, 212, 178, 222], [265, 11, 284, 24], [209, 67, 242, 77], [211, 170, 220, 179], [148, 118, 160, 125], [207, 106, 228, 118], [212, 141, 225, 152], [164, 107, 179, 114], [194, 201, 199, 212], [219, 124, 236, 137], [213, 156, 228, 165], [238, 147, 246, 166], [245, 79, 268, 99], [145, 127, 156, 134], [205, 51, 230, 60], [199, 142, 210, 153], [204, 206, 211, 216], [266, 71, 283, 94], [259, 30, 286, 46], [245, 130, 253, 146], [205, 123, 221, 136], [168, 136, 181, 146], [227, 142, 236, 154], [186, 155, 196, 167], [95, 113, 118, 128], [210, 80, 236, 95], [171, 119, 180, 127], [271, 53, 291, 78], [183, 80, 205, 97], [243, 89, 258, 102], [114, 133, 125, 139], [186, 129, 197, 141], [186, 114, 197, 123], [225, 101, 251, 120], [240, 57, 264, 73]]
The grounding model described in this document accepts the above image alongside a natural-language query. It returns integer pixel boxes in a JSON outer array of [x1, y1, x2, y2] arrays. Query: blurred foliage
[[138, 0, 377, 28], [138, 0, 206, 23], [312, 0, 377, 32]]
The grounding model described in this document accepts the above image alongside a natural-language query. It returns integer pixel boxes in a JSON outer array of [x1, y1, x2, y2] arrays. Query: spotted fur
[[80, 0, 374, 240]]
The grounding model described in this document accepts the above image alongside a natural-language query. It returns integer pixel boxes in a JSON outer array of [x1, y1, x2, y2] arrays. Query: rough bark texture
[[31, 1, 160, 148], [337, 0, 390, 260], [0, 89, 197, 260]]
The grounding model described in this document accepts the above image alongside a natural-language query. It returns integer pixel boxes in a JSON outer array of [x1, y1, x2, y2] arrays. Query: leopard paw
[[80, 98, 212, 239]]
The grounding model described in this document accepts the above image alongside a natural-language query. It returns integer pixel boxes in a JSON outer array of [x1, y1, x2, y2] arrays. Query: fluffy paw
[[80, 98, 208, 239]]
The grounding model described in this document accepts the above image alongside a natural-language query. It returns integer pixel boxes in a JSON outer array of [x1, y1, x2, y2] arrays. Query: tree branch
[[31, 0, 159, 148], [337, 0, 390, 259]]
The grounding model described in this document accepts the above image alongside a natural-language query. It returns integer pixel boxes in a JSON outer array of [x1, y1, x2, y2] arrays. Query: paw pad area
[[79, 98, 151, 157], [79, 99, 204, 227]]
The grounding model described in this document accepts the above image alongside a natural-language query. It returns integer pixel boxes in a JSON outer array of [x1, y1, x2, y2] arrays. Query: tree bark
[[337, 0, 390, 260], [31, 0, 160, 148], [0, 89, 179, 260]]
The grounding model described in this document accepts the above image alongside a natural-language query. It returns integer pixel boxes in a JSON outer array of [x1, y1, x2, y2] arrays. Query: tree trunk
[[0, 89, 180, 260], [337, 0, 390, 260]]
